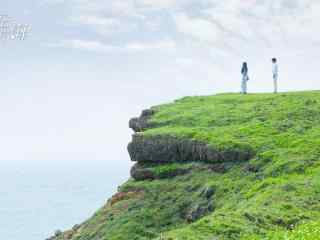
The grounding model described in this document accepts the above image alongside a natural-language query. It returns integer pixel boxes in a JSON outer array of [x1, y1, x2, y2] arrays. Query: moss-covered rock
[[130, 162, 190, 180]]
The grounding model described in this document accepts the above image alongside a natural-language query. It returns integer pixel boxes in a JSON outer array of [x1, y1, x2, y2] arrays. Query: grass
[[242, 221, 320, 240], [53, 91, 320, 240]]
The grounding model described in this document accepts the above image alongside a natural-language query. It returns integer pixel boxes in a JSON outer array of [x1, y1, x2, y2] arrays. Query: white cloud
[[174, 14, 219, 43], [47, 39, 176, 52], [72, 15, 117, 27], [138, 0, 179, 9], [126, 39, 176, 51], [175, 57, 193, 66], [47, 39, 120, 52], [42, 0, 320, 59], [69, 15, 138, 36], [171, 0, 320, 55], [41, 0, 65, 4]]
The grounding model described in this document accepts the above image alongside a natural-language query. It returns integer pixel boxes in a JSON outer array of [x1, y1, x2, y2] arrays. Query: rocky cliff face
[[128, 109, 254, 180], [128, 134, 253, 164]]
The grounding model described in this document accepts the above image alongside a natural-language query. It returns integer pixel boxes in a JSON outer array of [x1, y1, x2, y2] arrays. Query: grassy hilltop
[[52, 91, 320, 240]]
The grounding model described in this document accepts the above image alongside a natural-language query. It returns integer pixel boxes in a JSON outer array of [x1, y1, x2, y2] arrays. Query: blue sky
[[1, 0, 320, 161]]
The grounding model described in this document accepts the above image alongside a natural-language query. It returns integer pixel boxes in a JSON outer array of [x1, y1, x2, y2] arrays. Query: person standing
[[272, 58, 279, 93], [241, 62, 249, 94]]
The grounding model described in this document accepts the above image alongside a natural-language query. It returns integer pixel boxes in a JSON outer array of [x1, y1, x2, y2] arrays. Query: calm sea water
[[0, 160, 131, 240]]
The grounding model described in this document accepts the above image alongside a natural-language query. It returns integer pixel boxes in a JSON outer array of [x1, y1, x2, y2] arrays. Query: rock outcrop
[[130, 163, 156, 181], [129, 109, 156, 132], [130, 162, 190, 181], [128, 134, 254, 164], [128, 109, 255, 180]]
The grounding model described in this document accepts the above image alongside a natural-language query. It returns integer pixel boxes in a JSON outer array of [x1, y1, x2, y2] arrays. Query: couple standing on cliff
[[241, 58, 279, 94]]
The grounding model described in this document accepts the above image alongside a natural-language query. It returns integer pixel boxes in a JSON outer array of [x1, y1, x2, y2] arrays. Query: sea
[[0, 160, 131, 240]]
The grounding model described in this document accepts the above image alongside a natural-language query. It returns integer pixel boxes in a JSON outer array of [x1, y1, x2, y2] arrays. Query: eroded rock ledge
[[128, 134, 254, 164], [128, 109, 255, 180]]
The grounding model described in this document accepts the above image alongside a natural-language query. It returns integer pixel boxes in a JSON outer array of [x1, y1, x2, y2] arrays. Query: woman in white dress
[[241, 62, 249, 94]]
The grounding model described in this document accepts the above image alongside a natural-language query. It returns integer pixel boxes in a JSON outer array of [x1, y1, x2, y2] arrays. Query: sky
[[1, 0, 320, 162]]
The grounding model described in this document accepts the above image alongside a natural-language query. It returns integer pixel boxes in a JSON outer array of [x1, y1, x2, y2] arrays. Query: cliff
[[49, 92, 320, 240]]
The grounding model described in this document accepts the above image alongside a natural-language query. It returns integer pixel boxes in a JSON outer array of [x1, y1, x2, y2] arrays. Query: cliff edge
[[49, 92, 320, 240]]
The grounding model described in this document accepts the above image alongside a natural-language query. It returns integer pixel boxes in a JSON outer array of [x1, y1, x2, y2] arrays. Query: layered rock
[[128, 109, 255, 180], [128, 134, 254, 164], [130, 162, 190, 181]]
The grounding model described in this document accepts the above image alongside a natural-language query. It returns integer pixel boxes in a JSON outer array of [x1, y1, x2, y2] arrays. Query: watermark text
[[0, 14, 31, 41]]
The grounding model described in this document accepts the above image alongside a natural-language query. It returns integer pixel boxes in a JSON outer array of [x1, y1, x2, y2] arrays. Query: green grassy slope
[[53, 91, 320, 240]]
